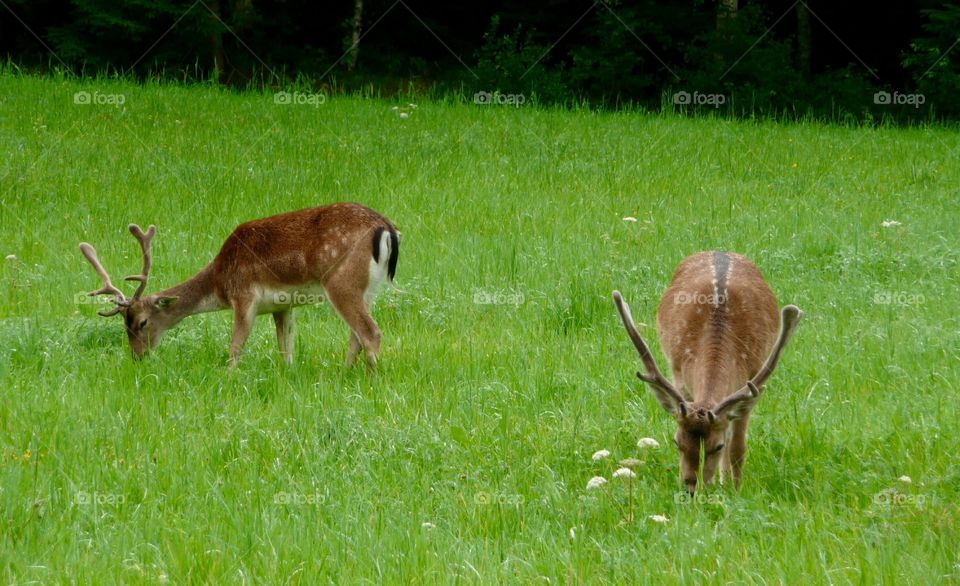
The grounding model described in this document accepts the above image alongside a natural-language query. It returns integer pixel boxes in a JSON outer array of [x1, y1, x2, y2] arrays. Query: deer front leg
[[273, 309, 295, 365], [229, 298, 255, 369], [728, 415, 750, 489]]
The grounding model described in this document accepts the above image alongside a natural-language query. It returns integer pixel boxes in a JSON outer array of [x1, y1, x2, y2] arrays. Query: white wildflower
[[619, 458, 643, 468], [637, 437, 660, 449], [399, 112, 410, 119], [569, 527, 576, 539], [881, 220, 901, 228], [898, 475, 912, 484], [612, 467, 636, 479], [4, 254, 15, 261], [622, 216, 638, 222], [421, 521, 436, 529], [648, 514, 669, 524], [591, 449, 611, 461], [586, 476, 607, 490]]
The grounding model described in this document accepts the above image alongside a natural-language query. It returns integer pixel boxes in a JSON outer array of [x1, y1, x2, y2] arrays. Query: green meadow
[[1, 72, 958, 583]]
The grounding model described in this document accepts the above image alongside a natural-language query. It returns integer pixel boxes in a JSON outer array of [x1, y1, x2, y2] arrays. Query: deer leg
[[346, 331, 362, 368], [273, 309, 295, 365], [229, 298, 256, 368], [719, 426, 734, 485], [729, 415, 750, 489], [326, 286, 381, 371]]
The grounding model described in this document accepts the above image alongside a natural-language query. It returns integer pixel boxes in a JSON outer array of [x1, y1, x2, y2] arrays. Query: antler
[[613, 291, 688, 414], [79, 242, 128, 316], [712, 305, 803, 417], [124, 224, 156, 300]]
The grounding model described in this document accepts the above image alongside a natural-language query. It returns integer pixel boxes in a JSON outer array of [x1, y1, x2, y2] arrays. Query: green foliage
[[904, 3, 960, 118], [473, 15, 567, 103]]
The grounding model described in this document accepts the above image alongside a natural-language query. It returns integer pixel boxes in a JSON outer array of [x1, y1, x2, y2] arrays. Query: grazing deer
[[79, 203, 399, 369], [613, 251, 802, 494]]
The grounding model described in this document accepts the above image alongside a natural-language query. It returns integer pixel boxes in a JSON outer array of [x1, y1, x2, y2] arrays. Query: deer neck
[[154, 263, 224, 325]]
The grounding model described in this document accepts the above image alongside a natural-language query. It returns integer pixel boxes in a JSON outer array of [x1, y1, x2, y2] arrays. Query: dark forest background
[[2, 0, 959, 120]]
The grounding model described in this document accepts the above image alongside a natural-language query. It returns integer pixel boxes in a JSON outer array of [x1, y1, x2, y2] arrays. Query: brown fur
[[80, 202, 399, 370], [614, 251, 802, 494]]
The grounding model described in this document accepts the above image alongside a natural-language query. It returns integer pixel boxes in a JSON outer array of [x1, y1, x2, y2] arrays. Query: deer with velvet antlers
[[613, 251, 802, 494], [79, 203, 399, 369]]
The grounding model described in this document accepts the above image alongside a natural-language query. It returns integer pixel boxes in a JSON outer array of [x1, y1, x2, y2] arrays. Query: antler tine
[[712, 305, 803, 417], [79, 242, 127, 316], [612, 291, 687, 406], [125, 224, 156, 299]]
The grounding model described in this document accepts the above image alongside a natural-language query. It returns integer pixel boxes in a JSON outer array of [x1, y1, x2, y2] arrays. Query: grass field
[[1, 72, 959, 584]]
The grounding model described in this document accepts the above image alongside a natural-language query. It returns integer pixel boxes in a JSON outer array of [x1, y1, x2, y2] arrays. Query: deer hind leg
[[326, 286, 382, 370], [273, 309, 295, 365], [346, 331, 362, 368], [229, 298, 256, 369]]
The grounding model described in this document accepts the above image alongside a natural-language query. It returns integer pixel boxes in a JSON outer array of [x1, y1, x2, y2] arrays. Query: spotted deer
[[613, 251, 802, 494], [79, 203, 399, 369]]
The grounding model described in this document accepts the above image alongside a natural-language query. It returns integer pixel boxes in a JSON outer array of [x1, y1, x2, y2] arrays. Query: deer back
[[656, 251, 780, 403]]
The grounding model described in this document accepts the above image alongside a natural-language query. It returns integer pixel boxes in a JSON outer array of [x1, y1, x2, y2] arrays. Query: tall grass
[[1, 72, 958, 583]]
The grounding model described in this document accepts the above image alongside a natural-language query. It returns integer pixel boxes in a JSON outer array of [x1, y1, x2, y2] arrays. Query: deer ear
[[155, 296, 178, 309]]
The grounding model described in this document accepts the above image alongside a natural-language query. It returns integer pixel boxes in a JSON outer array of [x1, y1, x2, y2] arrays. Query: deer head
[[613, 291, 802, 494], [79, 225, 178, 358]]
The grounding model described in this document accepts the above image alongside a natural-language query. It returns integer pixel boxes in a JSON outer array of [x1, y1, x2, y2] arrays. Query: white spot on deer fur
[[740, 352, 747, 359], [341, 236, 347, 243]]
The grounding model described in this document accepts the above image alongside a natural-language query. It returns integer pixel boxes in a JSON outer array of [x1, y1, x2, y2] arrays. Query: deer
[[613, 251, 802, 495], [79, 203, 399, 370]]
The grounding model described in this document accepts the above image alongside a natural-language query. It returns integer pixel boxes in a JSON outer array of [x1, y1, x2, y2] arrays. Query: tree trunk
[[796, 2, 812, 77], [346, 0, 364, 73]]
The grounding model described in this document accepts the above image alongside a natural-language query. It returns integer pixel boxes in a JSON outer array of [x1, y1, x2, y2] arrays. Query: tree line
[[2, 0, 958, 120]]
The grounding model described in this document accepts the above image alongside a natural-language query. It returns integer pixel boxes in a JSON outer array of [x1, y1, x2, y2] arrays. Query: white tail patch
[[365, 229, 392, 305]]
